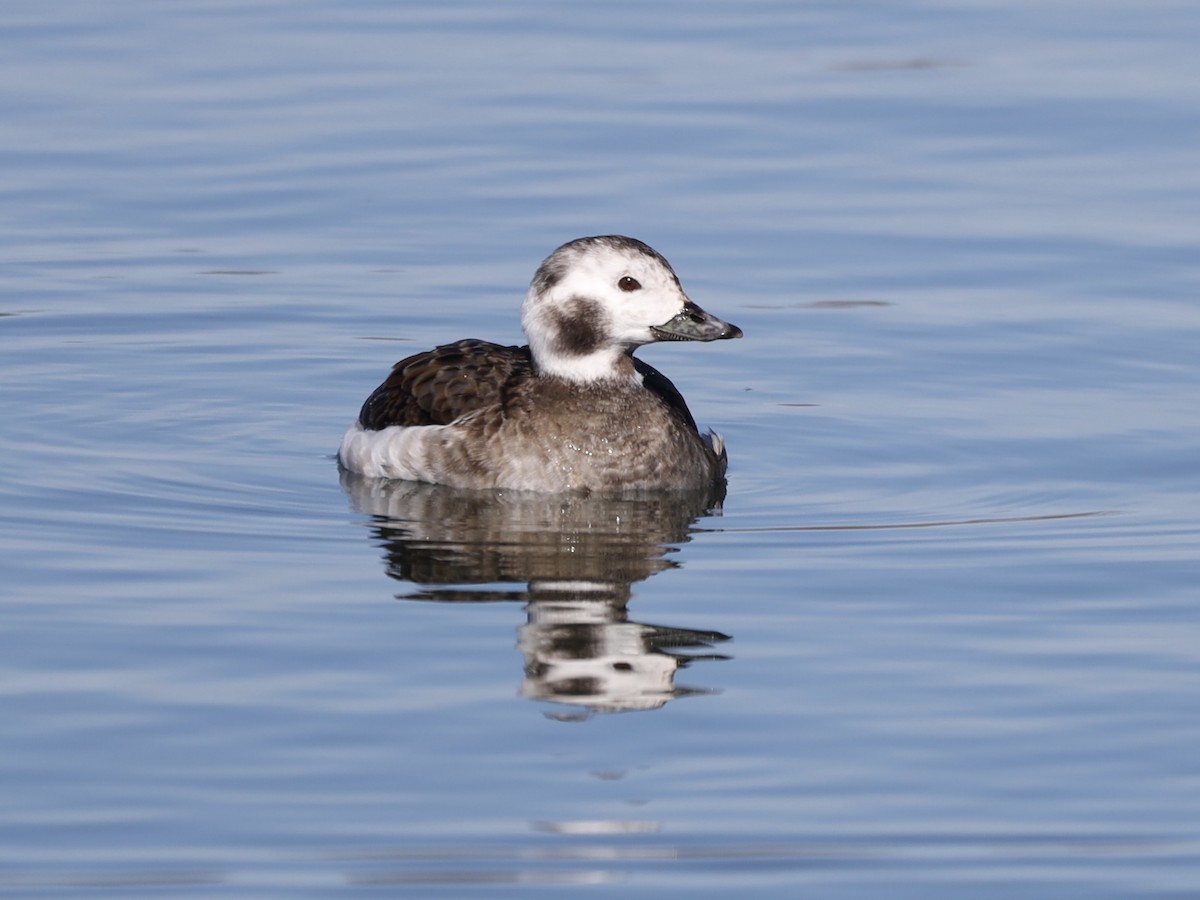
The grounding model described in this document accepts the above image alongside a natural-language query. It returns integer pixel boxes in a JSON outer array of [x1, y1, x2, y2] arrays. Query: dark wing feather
[[633, 356, 700, 434], [358, 340, 533, 430]]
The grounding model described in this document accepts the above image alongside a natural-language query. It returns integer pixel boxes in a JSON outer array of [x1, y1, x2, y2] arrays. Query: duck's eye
[[618, 276, 641, 292]]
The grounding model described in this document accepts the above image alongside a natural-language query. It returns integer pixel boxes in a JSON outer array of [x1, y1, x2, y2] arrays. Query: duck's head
[[521, 235, 742, 382]]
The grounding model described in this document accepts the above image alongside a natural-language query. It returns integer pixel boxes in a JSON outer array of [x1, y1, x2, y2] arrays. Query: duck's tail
[[704, 429, 728, 478]]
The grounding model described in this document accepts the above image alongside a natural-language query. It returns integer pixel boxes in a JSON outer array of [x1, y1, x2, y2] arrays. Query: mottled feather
[[357, 339, 701, 435], [357, 340, 530, 429]]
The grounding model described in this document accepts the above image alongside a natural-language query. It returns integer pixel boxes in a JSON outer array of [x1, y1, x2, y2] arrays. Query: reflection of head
[[519, 599, 729, 714]]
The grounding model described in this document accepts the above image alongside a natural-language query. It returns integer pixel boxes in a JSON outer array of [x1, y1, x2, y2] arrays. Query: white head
[[520, 235, 742, 382]]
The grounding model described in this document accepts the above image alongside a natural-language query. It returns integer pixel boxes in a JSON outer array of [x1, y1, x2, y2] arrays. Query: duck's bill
[[651, 302, 744, 342]]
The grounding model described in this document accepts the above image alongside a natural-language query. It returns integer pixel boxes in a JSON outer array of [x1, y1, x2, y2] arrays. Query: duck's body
[[338, 236, 742, 492], [339, 339, 726, 491]]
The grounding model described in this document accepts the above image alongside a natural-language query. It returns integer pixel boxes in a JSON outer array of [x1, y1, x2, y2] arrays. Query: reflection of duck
[[341, 473, 731, 714], [342, 472, 726, 602], [339, 235, 742, 492]]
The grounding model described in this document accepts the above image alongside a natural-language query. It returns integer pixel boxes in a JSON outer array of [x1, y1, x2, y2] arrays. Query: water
[[3, 1, 1199, 895]]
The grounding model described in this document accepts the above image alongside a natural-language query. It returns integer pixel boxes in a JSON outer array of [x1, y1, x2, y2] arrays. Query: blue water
[[3, 1, 1199, 895]]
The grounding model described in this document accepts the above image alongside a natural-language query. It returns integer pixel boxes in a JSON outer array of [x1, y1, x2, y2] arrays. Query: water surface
[[2, 1, 1199, 895]]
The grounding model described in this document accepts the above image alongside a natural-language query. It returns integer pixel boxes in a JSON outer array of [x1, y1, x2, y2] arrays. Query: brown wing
[[357, 339, 533, 430]]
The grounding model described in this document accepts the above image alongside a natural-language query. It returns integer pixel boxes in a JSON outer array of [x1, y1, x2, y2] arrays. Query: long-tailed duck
[[338, 235, 742, 492]]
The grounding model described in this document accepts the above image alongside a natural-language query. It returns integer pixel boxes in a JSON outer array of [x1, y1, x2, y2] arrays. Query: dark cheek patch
[[549, 297, 606, 356]]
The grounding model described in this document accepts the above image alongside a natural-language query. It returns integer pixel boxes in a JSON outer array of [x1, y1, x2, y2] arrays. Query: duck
[[338, 235, 743, 492]]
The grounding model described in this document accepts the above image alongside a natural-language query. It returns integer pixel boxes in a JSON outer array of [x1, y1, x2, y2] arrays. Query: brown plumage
[[337, 235, 741, 491], [357, 339, 700, 435]]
